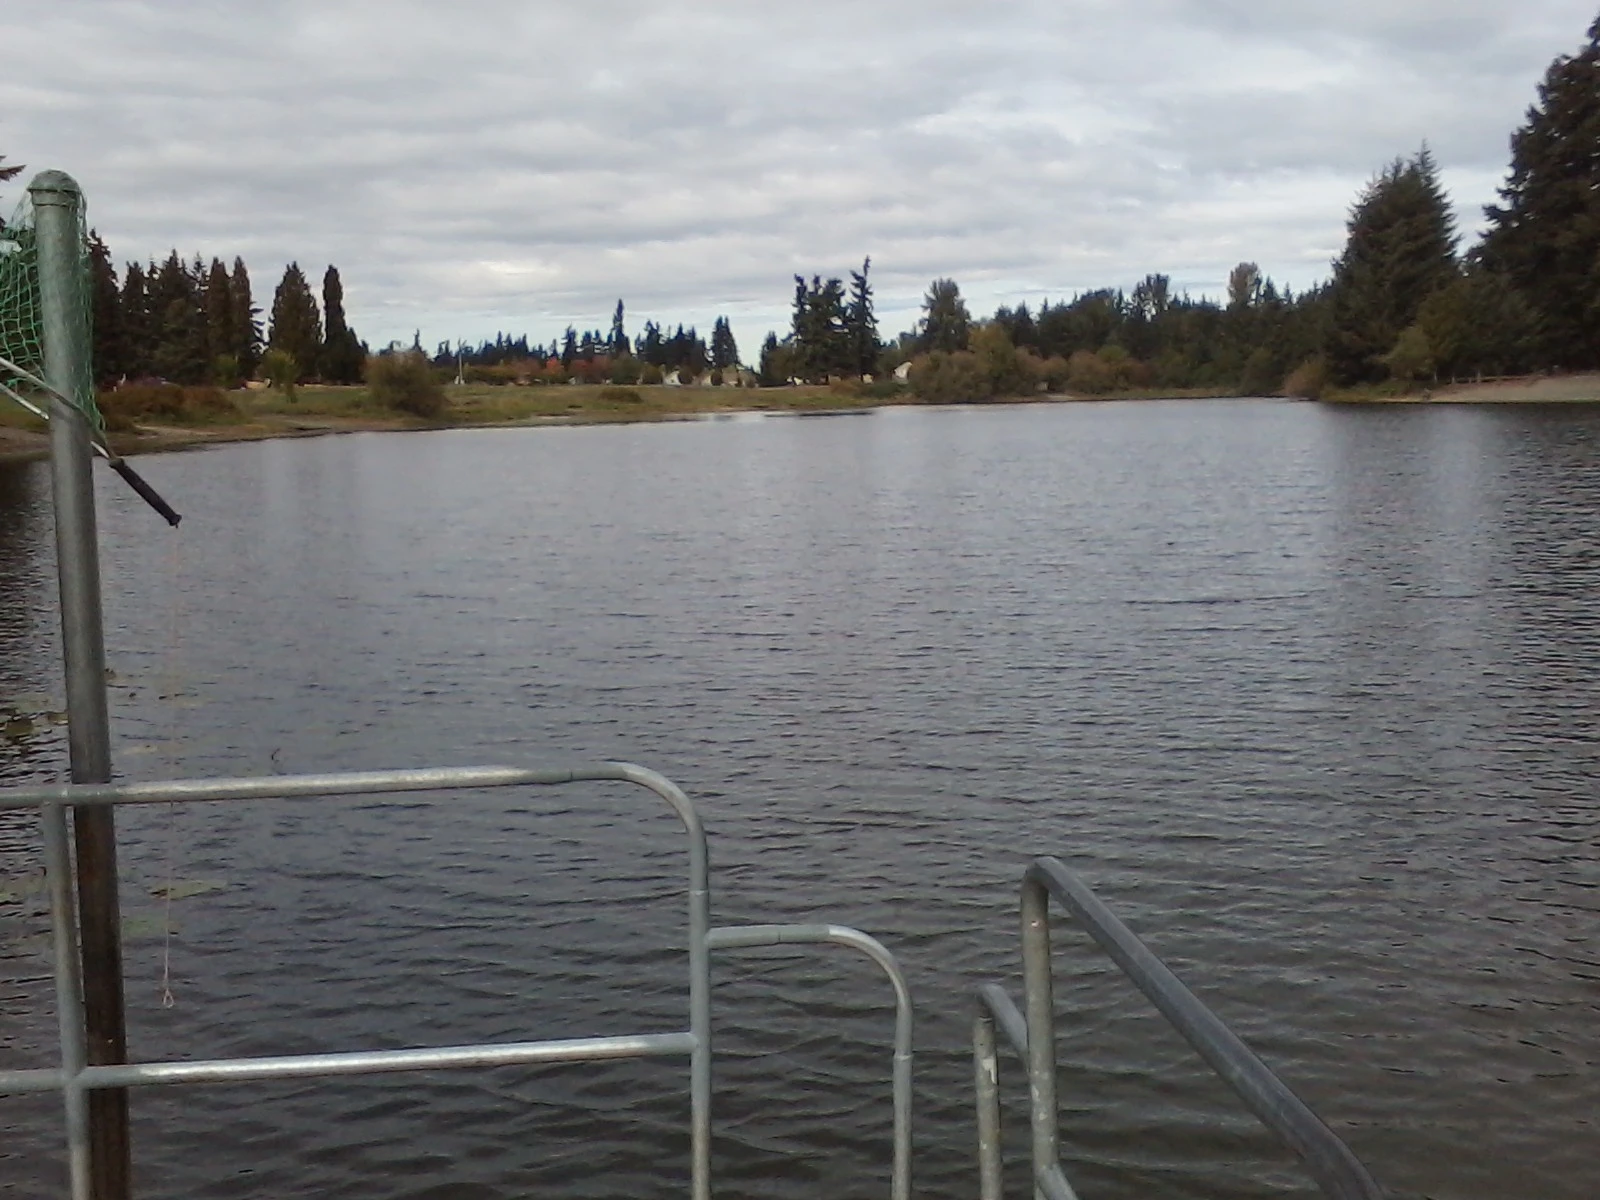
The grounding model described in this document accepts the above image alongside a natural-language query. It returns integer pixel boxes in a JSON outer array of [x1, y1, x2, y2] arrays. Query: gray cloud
[[3, 0, 1593, 351]]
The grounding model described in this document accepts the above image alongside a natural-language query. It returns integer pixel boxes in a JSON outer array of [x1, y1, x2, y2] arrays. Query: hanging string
[[156, 532, 186, 1009]]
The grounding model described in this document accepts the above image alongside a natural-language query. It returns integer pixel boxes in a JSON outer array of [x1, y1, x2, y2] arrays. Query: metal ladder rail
[[972, 856, 1384, 1200], [0, 761, 914, 1200]]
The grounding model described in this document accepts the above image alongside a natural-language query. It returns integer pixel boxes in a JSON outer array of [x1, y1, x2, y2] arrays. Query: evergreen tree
[[1325, 148, 1459, 384], [710, 316, 739, 369], [320, 265, 365, 383], [268, 262, 322, 382], [204, 258, 234, 382], [636, 320, 664, 365], [610, 300, 627, 355], [230, 257, 262, 376], [87, 232, 126, 386], [1481, 14, 1600, 368], [148, 250, 209, 383], [790, 274, 847, 381], [844, 257, 879, 377], [920, 278, 971, 353], [119, 262, 152, 378], [560, 326, 578, 367]]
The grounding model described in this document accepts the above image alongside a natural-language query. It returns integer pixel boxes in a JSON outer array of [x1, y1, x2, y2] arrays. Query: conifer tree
[[268, 262, 322, 383], [610, 300, 628, 355], [710, 316, 739, 369], [119, 262, 152, 379], [148, 250, 209, 383], [1325, 148, 1459, 384], [204, 258, 234, 381], [920, 278, 971, 354], [844, 258, 879, 377], [319, 265, 365, 383], [87, 232, 126, 386], [230, 257, 262, 376], [1481, 14, 1600, 368]]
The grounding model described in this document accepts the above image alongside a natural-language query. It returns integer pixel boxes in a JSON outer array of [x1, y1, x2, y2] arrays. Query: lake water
[[1, 400, 1597, 1200]]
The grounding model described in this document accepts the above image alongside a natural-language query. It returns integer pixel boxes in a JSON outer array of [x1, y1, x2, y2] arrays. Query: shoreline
[[3, 373, 1597, 463]]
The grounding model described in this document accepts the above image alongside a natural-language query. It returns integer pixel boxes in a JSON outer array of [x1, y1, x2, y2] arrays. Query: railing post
[[30, 168, 130, 1200], [973, 1012, 1003, 1200], [1020, 873, 1058, 1200]]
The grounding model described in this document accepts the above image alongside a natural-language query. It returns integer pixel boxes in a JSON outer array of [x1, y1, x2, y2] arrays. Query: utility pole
[[32, 169, 131, 1200]]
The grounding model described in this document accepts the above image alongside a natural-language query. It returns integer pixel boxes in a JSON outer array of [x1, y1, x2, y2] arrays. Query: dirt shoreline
[[3, 375, 1596, 464]]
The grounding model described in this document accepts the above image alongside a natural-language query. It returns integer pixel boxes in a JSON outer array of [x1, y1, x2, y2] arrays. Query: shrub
[[676, 366, 696, 385], [909, 351, 988, 403], [261, 348, 298, 400], [641, 363, 665, 385], [1282, 356, 1329, 400], [609, 355, 642, 385], [1038, 356, 1071, 391], [366, 351, 446, 418], [212, 353, 243, 390], [709, 368, 724, 387], [98, 383, 239, 430], [597, 386, 644, 404], [1066, 349, 1114, 394]]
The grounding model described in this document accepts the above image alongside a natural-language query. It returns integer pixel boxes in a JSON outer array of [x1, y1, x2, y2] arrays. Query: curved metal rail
[[0, 762, 912, 1200], [708, 922, 913, 1200], [974, 855, 1384, 1200]]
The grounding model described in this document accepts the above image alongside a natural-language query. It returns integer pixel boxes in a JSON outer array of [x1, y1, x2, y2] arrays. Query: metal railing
[[973, 856, 1384, 1200], [0, 761, 912, 1200]]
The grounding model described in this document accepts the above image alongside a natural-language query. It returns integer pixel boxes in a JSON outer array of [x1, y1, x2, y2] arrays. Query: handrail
[[708, 922, 913, 1200], [1, 762, 913, 1200], [0, 762, 711, 1200], [975, 856, 1384, 1200]]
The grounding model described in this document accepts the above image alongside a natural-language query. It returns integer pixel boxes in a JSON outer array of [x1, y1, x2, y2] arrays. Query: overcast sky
[[4, 1, 1596, 356]]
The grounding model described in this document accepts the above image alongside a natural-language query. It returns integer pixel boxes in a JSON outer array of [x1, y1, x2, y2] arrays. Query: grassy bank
[[1323, 372, 1600, 404]]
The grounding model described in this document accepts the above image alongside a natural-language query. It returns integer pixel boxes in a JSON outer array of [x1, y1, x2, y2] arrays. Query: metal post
[[973, 1012, 1003, 1200], [31, 169, 131, 1200], [1020, 874, 1058, 1200]]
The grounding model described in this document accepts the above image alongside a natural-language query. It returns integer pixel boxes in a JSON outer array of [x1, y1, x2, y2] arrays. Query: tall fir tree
[[1481, 14, 1600, 368], [119, 262, 152, 379], [1325, 148, 1459, 384], [148, 249, 209, 384], [87, 232, 126, 386], [710, 316, 739, 369], [204, 257, 234, 382], [268, 262, 322, 382], [920, 278, 971, 353], [609, 300, 628, 355], [844, 257, 879, 377], [230, 257, 262, 375], [790, 274, 847, 381], [319, 264, 365, 383]]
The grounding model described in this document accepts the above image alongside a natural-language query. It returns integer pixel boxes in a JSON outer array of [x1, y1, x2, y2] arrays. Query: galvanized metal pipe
[[0, 762, 717, 1200], [1022, 857, 1384, 1200], [707, 922, 913, 1200], [76, 1032, 698, 1089], [973, 1012, 1003, 1200], [1020, 870, 1059, 1200], [42, 802, 92, 1200], [31, 167, 130, 1200]]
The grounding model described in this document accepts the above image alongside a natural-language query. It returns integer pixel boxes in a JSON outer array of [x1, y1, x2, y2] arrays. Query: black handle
[[109, 459, 182, 527]]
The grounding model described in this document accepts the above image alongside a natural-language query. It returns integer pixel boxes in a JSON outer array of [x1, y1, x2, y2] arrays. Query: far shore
[[3, 373, 1598, 463]]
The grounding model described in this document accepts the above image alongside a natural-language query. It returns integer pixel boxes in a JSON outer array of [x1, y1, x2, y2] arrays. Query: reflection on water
[[1, 403, 1598, 1200]]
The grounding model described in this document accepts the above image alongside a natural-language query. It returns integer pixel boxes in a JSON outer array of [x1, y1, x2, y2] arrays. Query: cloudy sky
[[4, 1, 1596, 355]]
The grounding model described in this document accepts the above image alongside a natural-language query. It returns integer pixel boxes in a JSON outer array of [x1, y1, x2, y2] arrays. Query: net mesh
[[0, 189, 103, 433]]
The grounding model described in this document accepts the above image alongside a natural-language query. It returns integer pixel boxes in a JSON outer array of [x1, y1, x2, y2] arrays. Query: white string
[[157, 534, 184, 1009]]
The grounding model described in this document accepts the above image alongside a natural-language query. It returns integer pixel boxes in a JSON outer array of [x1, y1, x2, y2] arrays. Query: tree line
[[87, 246, 367, 389], [8, 10, 1595, 403]]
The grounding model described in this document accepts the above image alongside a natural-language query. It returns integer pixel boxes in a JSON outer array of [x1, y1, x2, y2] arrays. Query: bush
[[99, 382, 239, 430], [861, 377, 907, 400], [261, 348, 298, 400], [1066, 349, 1115, 394], [909, 351, 988, 403], [1038, 356, 1071, 391], [597, 386, 644, 404], [366, 351, 446, 418], [709, 368, 724, 387], [212, 353, 243, 390], [676, 366, 696, 385], [641, 363, 665, 385], [609, 355, 642, 385], [1282, 356, 1329, 400]]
